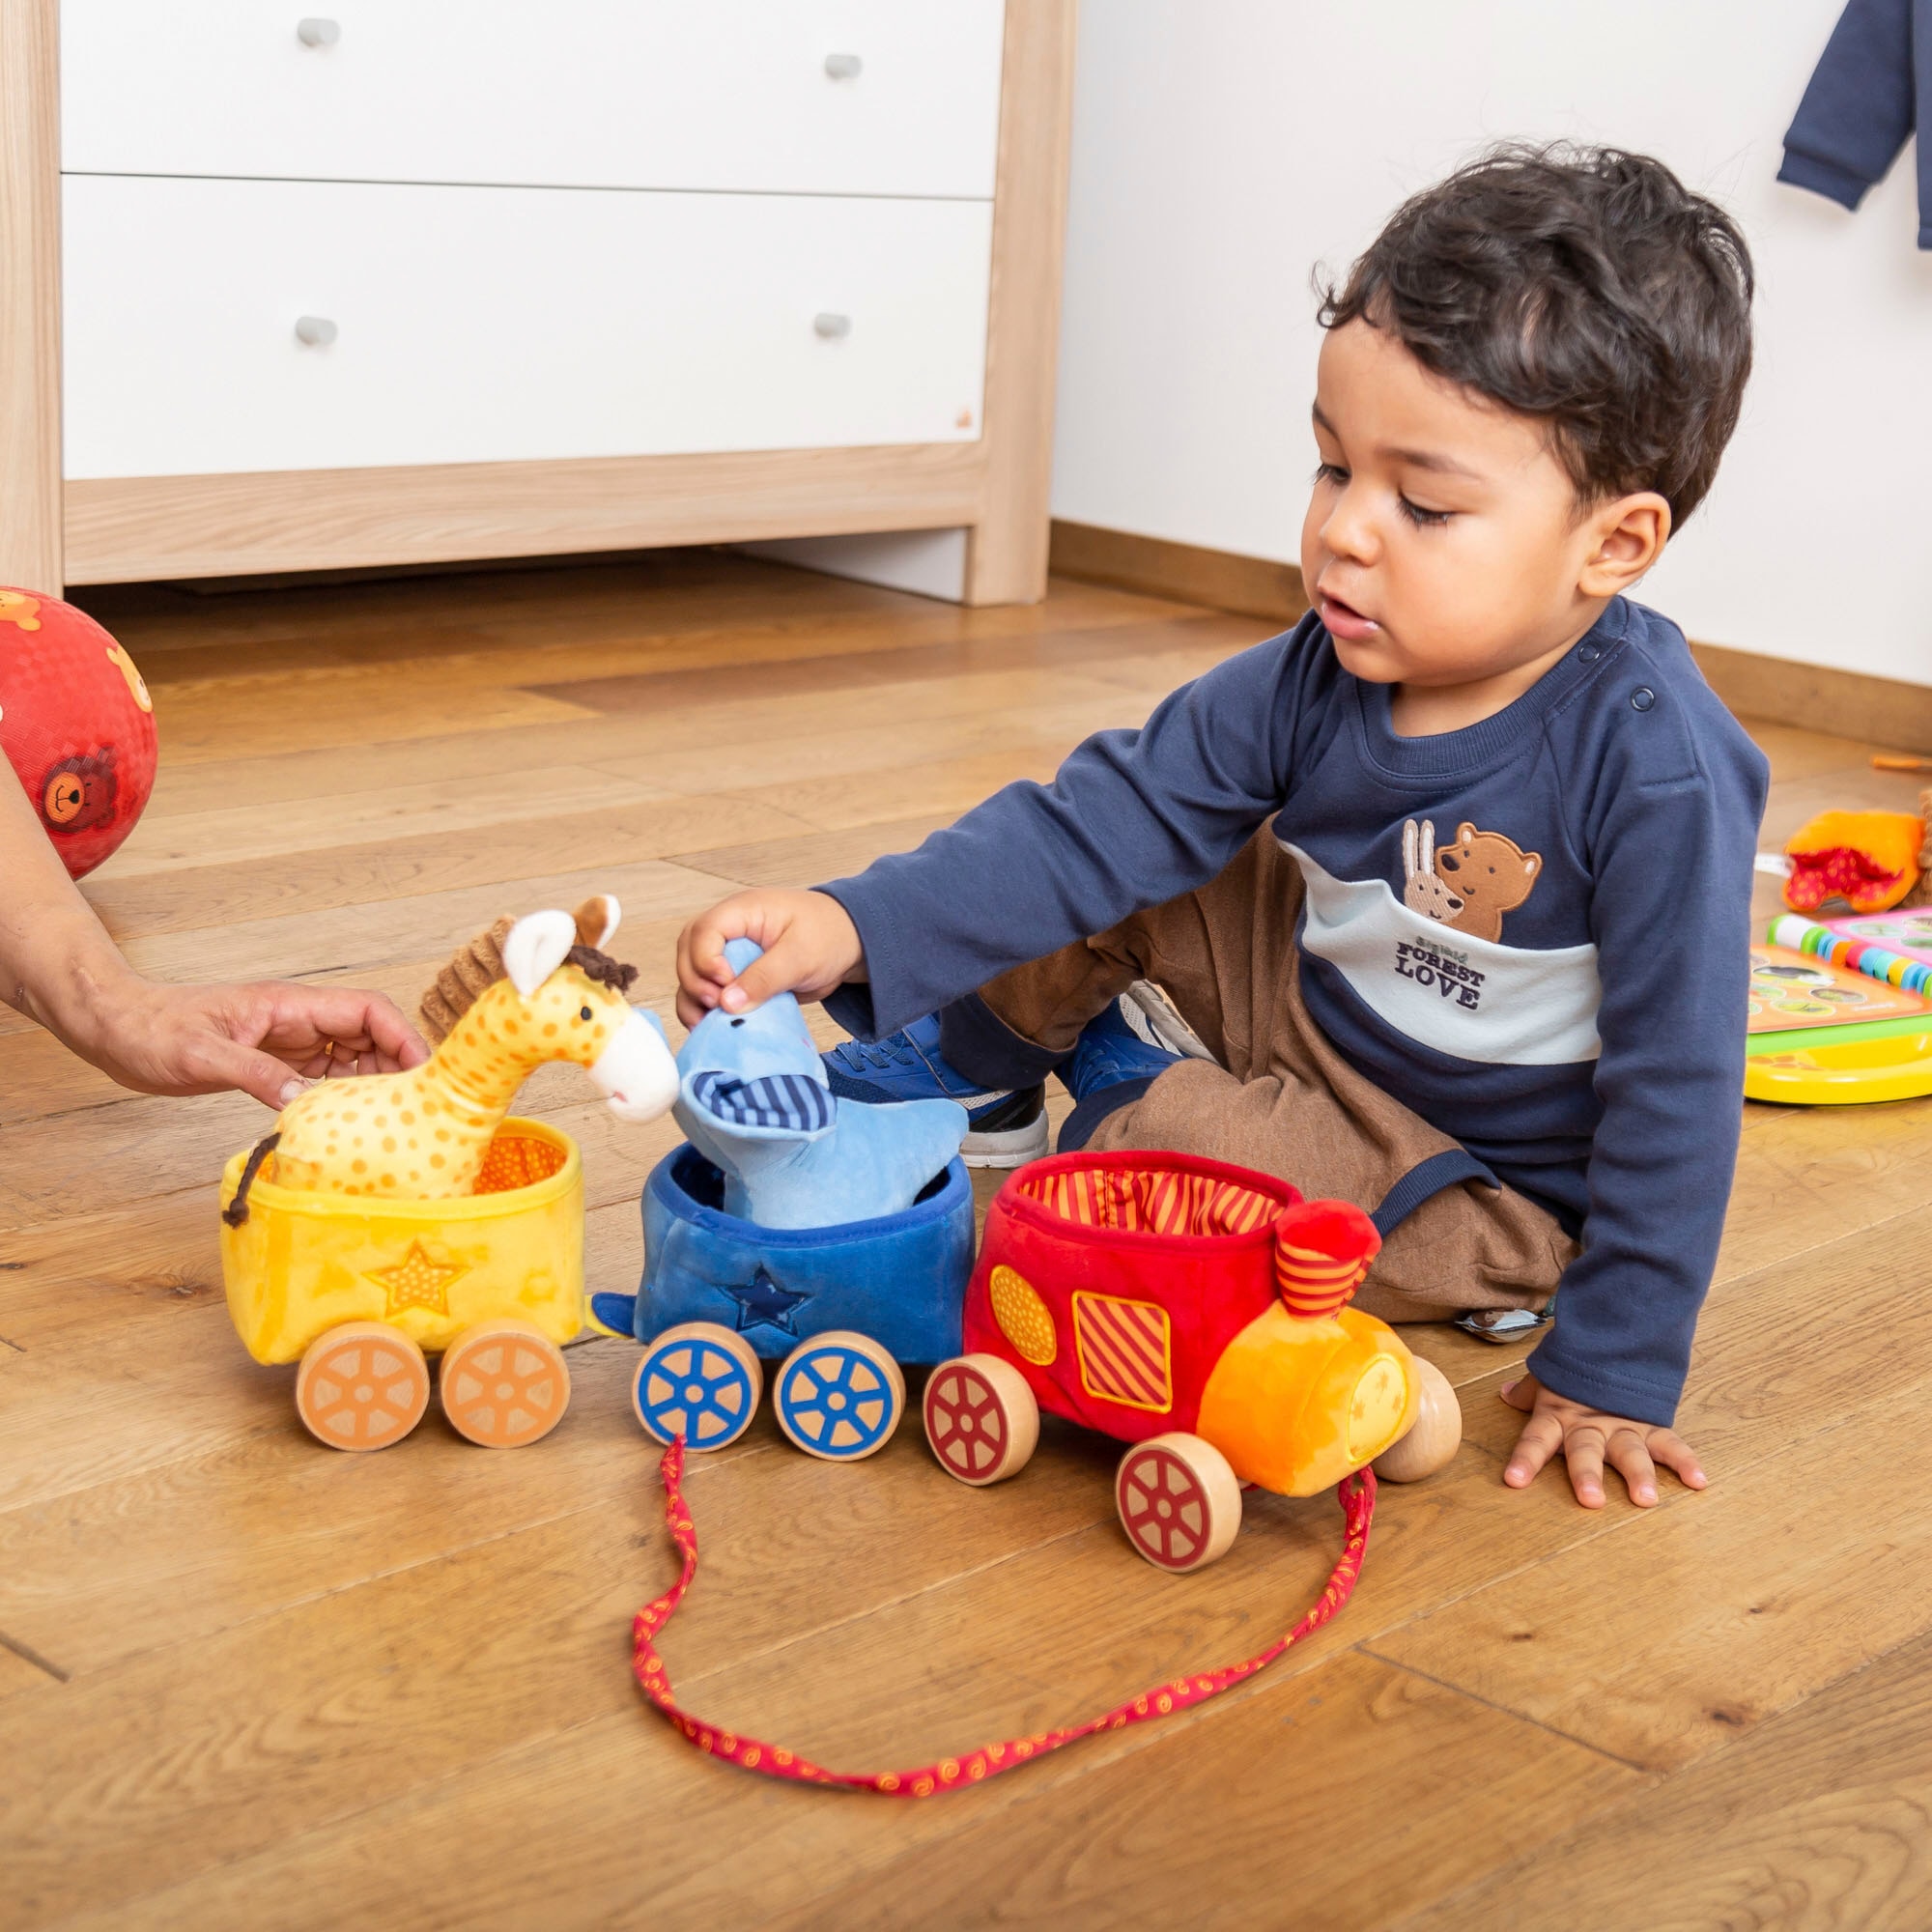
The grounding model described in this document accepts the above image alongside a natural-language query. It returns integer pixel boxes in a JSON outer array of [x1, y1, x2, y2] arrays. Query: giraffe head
[[494, 897, 679, 1122]]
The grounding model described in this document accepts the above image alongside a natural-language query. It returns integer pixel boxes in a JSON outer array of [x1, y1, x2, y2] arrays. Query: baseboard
[[1051, 519, 1930, 753], [1687, 641, 1932, 753], [1049, 519, 1308, 624]]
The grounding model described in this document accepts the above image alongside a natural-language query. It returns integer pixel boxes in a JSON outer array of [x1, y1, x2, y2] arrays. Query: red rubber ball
[[0, 586, 157, 879]]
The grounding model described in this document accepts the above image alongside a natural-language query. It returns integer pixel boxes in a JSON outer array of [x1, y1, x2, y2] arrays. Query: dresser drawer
[[62, 176, 992, 479], [60, 1, 1005, 200]]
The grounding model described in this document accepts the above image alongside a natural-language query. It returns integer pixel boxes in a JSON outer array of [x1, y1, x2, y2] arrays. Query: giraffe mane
[[418, 921, 639, 1047]]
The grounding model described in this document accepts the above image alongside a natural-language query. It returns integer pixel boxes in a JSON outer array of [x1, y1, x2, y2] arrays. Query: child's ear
[[1578, 492, 1671, 597]]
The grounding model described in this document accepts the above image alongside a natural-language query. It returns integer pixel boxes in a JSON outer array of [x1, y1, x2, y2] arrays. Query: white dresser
[[0, 1, 1075, 601]]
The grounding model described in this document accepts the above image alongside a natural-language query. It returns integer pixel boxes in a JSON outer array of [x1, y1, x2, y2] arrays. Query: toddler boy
[[676, 145, 1768, 1511]]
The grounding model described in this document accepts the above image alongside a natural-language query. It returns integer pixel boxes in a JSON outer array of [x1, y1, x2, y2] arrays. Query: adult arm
[[0, 773, 423, 1105]]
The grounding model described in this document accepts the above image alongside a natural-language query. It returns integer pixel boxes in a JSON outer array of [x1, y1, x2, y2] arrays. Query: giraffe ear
[[572, 894, 620, 949], [503, 910, 577, 997]]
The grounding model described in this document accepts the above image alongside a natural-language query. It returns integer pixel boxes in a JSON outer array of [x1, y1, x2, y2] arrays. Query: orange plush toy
[[1783, 810, 1923, 916]]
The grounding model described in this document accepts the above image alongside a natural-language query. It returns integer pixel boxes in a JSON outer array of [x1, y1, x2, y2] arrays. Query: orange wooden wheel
[[923, 1354, 1039, 1486], [295, 1321, 430, 1452], [439, 1321, 571, 1448], [1373, 1355, 1463, 1483], [1115, 1434, 1242, 1573]]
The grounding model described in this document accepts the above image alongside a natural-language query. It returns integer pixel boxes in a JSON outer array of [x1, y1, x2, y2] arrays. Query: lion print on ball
[[1401, 818, 1541, 943]]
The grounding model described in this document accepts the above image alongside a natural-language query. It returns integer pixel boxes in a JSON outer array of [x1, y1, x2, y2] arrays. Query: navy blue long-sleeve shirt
[[822, 599, 1769, 1426], [1779, 0, 1932, 248]]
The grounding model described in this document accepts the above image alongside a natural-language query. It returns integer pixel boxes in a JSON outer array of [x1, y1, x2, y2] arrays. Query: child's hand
[[675, 888, 864, 1028], [1500, 1373, 1707, 1510], [73, 978, 426, 1111]]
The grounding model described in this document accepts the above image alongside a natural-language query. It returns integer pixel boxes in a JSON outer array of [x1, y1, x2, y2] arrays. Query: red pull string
[[631, 1438, 1376, 1796]]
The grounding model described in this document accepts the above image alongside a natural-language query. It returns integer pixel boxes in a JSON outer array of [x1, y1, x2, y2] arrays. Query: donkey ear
[[572, 894, 620, 949], [503, 910, 577, 997]]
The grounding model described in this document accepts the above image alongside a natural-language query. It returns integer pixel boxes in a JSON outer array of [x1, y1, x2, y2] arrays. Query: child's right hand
[[675, 888, 865, 1028]]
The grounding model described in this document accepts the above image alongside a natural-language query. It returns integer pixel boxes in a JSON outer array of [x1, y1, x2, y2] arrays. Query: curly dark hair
[[1317, 144, 1754, 528]]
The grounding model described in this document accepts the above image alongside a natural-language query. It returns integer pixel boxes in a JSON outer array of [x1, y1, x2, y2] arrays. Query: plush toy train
[[924, 1150, 1463, 1570], [596, 937, 975, 1461], [219, 895, 680, 1453]]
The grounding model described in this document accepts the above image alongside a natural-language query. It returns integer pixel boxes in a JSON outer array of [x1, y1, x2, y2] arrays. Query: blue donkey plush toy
[[673, 939, 968, 1229]]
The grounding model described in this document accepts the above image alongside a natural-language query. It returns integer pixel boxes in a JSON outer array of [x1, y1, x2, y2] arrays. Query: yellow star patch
[[365, 1240, 468, 1318]]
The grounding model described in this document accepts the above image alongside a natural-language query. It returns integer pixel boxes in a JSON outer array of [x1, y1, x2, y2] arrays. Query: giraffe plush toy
[[252, 895, 678, 1207]]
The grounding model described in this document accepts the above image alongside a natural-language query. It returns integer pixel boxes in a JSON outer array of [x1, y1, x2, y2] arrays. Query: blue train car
[[591, 1144, 976, 1463]]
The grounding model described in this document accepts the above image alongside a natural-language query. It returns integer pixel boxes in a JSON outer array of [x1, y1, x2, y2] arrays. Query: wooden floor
[[4, 552, 1929, 1930]]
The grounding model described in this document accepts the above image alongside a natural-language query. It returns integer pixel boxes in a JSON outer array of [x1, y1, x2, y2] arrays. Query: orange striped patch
[[1072, 1292, 1173, 1412], [1019, 1166, 1277, 1238]]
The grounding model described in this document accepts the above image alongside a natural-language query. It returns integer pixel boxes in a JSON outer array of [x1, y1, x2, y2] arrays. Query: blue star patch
[[726, 1266, 810, 1337]]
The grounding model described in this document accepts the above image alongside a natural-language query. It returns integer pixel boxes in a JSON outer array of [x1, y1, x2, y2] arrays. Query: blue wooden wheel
[[632, 1321, 761, 1451], [772, 1331, 905, 1463]]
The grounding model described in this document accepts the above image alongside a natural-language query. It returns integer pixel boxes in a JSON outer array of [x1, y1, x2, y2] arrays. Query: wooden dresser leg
[[0, 0, 63, 595], [964, 0, 1079, 608]]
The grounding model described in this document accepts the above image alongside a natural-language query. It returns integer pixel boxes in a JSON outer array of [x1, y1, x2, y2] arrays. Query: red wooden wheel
[[1115, 1434, 1242, 1573], [923, 1353, 1038, 1486], [439, 1320, 571, 1448], [295, 1321, 430, 1452]]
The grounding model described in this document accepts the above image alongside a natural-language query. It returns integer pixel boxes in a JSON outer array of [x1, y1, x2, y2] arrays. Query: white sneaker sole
[[961, 1113, 1051, 1169], [1122, 980, 1218, 1064]]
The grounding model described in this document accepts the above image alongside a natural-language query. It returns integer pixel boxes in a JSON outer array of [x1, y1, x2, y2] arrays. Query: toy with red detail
[[0, 587, 156, 878], [923, 1150, 1462, 1572]]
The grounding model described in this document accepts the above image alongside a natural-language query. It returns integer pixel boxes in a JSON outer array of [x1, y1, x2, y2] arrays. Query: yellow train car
[[219, 1119, 582, 1452]]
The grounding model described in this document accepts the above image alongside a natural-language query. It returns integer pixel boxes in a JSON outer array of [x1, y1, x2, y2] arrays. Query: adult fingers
[[1503, 1407, 1564, 1489], [1647, 1429, 1709, 1492], [1605, 1427, 1659, 1507], [177, 1032, 311, 1109], [1561, 1424, 1608, 1510]]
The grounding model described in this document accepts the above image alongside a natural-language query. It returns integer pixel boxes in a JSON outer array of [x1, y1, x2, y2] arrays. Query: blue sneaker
[[1057, 993, 1190, 1101], [823, 1013, 1048, 1169]]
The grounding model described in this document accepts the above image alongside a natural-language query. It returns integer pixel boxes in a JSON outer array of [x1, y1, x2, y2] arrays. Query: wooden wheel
[[295, 1321, 430, 1452], [439, 1321, 571, 1449], [1115, 1433, 1242, 1573], [923, 1354, 1038, 1486], [1373, 1355, 1463, 1483], [773, 1331, 904, 1462], [633, 1322, 762, 1451]]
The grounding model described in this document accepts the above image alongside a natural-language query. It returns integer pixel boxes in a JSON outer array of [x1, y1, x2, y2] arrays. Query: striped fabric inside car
[[689, 1070, 835, 1133], [1016, 1164, 1278, 1237]]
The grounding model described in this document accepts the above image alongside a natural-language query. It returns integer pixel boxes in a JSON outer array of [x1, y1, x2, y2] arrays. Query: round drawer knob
[[823, 52, 863, 79], [812, 312, 851, 340], [297, 17, 341, 47], [294, 315, 338, 347]]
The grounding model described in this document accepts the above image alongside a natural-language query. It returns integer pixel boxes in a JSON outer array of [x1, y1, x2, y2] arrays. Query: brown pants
[[974, 827, 1577, 1323]]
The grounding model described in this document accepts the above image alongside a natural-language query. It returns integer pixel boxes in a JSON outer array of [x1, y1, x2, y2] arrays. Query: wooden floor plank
[[4, 554, 1925, 1929], [1400, 1626, 1932, 1932]]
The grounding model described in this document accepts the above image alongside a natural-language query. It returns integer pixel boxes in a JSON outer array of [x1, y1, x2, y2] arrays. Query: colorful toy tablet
[[1747, 944, 1930, 1033], [0, 586, 157, 877], [1746, 1017, 1932, 1105]]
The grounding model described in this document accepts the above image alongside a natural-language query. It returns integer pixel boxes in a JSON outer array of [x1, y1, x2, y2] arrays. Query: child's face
[[1300, 321, 1661, 691]]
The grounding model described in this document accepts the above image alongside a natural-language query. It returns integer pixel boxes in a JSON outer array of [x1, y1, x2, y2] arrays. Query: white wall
[[1051, 1, 1932, 686]]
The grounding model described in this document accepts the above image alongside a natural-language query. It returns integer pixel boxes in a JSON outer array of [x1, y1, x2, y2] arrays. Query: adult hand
[[74, 978, 427, 1110]]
